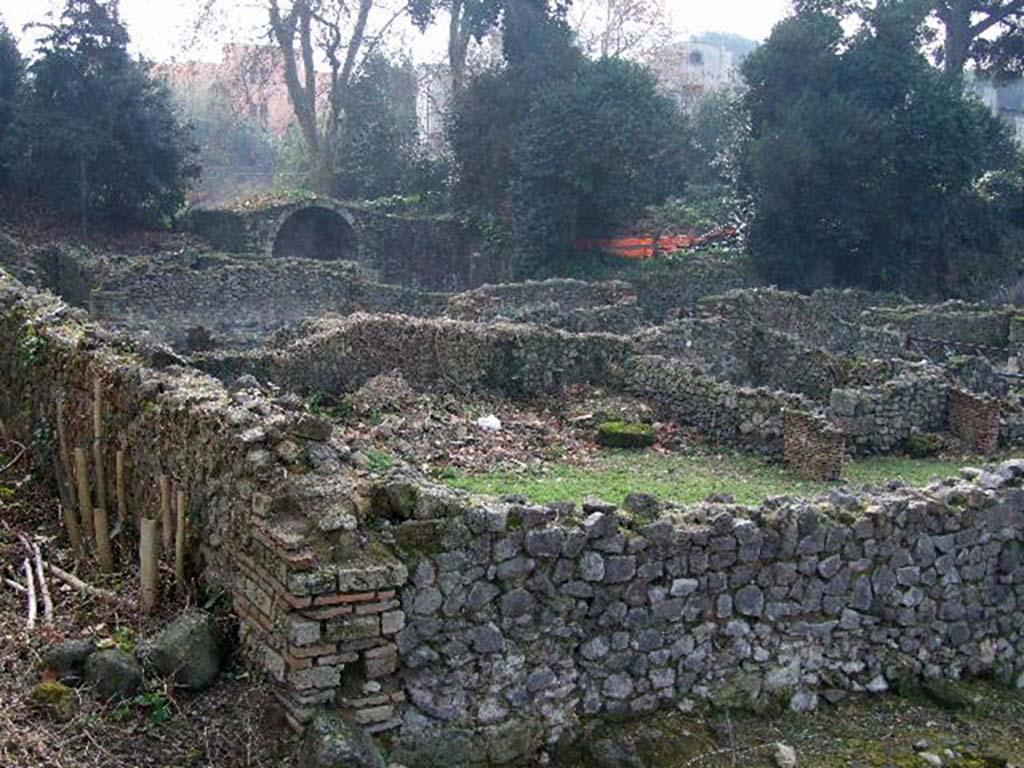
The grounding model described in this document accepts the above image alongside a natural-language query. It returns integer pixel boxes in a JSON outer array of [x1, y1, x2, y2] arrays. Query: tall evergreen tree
[[8, 0, 197, 229]]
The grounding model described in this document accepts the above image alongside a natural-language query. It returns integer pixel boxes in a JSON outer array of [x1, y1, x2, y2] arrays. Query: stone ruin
[[1, 204, 1023, 766]]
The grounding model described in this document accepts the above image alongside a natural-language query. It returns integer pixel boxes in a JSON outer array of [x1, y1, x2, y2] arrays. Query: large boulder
[[301, 710, 386, 768], [138, 611, 224, 691], [39, 639, 96, 685], [85, 649, 143, 700]]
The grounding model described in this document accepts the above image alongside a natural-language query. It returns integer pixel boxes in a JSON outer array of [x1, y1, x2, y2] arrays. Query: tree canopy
[[6, 0, 197, 228], [741, 5, 1019, 294]]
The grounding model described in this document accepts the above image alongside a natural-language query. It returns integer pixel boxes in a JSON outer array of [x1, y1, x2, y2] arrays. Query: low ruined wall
[[200, 313, 635, 399], [444, 279, 643, 334], [383, 467, 1024, 764], [698, 287, 908, 359], [88, 254, 449, 349], [829, 364, 951, 455], [625, 255, 762, 323], [783, 410, 844, 480], [0, 269, 410, 733], [622, 355, 813, 458], [869, 302, 1014, 361], [950, 389, 1002, 456]]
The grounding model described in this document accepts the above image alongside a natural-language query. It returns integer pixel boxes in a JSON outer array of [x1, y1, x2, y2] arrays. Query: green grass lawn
[[440, 449, 1007, 507]]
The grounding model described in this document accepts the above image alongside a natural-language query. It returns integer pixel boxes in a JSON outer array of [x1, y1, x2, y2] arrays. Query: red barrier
[[576, 227, 738, 260]]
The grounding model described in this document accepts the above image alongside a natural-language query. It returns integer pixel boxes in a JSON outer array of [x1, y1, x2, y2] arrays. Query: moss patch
[[596, 421, 657, 449]]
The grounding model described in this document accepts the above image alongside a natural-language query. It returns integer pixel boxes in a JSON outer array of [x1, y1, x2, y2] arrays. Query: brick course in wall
[[783, 409, 844, 480], [950, 389, 1002, 456]]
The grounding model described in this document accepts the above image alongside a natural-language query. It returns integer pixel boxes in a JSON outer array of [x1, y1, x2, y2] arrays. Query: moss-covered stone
[[26, 681, 78, 720], [903, 433, 944, 459], [597, 421, 656, 449]]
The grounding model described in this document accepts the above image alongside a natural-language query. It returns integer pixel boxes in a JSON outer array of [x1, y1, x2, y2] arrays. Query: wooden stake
[[92, 376, 108, 515], [140, 518, 158, 614], [94, 506, 114, 573], [159, 475, 172, 557], [174, 489, 187, 589], [60, 503, 84, 563], [32, 544, 54, 625], [73, 447, 95, 545], [115, 449, 128, 525], [54, 396, 77, 511], [23, 559, 36, 631]]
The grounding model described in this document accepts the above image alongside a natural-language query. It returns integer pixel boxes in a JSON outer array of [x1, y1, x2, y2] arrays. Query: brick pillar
[[784, 410, 845, 480], [949, 389, 1001, 456]]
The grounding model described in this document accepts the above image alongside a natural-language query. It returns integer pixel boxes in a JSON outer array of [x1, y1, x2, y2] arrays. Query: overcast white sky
[[0, 0, 793, 63]]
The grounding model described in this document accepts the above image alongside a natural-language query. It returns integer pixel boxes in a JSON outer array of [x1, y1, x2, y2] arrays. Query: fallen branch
[[23, 559, 37, 631], [0, 440, 26, 476], [3, 577, 26, 593], [46, 562, 117, 602], [32, 544, 54, 625]]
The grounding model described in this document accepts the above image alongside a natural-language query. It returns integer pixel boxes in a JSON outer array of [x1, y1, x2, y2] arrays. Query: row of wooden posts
[[54, 375, 188, 614]]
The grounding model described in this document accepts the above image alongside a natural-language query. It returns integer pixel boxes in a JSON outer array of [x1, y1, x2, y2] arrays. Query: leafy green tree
[[8, 0, 197, 229], [335, 53, 420, 200], [741, 6, 1018, 293], [509, 57, 688, 260], [0, 19, 23, 184]]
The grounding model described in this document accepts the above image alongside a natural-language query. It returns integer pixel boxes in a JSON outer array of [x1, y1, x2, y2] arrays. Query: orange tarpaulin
[[576, 227, 737, 260]]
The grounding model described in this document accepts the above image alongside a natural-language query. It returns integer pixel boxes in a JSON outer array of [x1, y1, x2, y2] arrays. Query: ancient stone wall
[[829, 364, 952, 455], [444, 279, 643, 334], [199, 313, 635, 399], [869, 302, 1014, 361], [0, 270, 410, 733], [87, 254, 448, 349], [622, 355, 813, 458], [382, 467, 1024, 765], [185, 199, 501, 292]]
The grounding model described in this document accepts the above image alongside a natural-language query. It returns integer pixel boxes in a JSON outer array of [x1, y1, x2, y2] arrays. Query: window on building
[[688, 51, 704, 66]]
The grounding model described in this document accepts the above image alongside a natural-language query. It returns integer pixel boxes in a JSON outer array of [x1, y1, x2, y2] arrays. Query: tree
[[509, 57, 688, 260], [569, 0, 670, 60], [0, 19, 24, 183], [260, 0, 408, 193], [450, 6, 688, 266], [8, 0, 197, 229], [741, 6, 1018, 294], [408, 0, 502, 94], [335, 52, 420, 199], [795, 0, 1024, 76]]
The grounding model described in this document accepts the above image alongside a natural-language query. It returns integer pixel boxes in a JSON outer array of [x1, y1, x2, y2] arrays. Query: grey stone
[[139, 611, 223, 691], [580, 551, 606, 582], [40, 639, 96, 685], [85, 649, 143, 700], [735, 585, 764, 618], [472, 623, 505, 654], [301, 710, 385, 768]]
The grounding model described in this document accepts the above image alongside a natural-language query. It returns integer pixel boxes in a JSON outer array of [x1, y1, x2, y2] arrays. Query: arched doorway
[[271, 206, 358, 262]]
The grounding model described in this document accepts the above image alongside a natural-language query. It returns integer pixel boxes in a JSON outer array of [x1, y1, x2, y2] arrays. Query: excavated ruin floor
[[315, 373, 1011, 507]]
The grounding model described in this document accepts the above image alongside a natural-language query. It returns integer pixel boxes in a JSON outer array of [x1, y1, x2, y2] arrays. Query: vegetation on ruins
[[740, 4, 1023, 295], [2, 1, 198, 230]]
